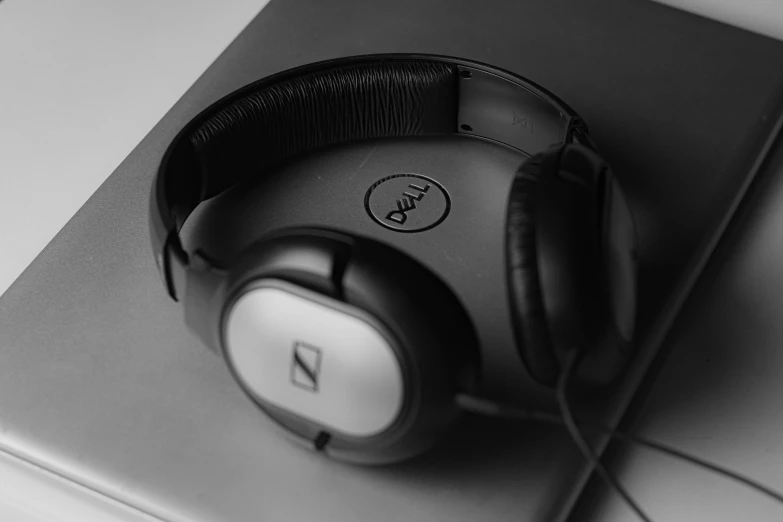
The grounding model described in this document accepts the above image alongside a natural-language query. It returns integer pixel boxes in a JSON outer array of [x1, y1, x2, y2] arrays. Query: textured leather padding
[[506, 147, 563, 386], [507, 143, 623, 387], [187, 61, 457, 201]]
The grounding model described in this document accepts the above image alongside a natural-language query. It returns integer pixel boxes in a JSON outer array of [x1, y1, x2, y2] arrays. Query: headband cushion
[[186, 60, 458, 201]]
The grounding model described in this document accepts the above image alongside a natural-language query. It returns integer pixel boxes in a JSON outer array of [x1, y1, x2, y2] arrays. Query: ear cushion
[[507, 142, 635, 388], [505, 146, 565, 387]]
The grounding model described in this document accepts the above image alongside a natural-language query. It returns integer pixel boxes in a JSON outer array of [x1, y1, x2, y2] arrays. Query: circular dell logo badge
[[364, 174, 450, 232]]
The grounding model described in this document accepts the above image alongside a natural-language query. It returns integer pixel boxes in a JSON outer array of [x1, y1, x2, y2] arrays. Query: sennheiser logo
[[365, 174, 450, 232], [290, 341, 322, 392]]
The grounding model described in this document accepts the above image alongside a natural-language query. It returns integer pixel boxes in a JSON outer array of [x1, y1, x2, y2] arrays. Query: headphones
[[149, 54, 638, 465]]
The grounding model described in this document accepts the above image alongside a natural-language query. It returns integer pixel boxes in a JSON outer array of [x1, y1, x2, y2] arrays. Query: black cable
[[555, 349, 653, 521], [608, 433, 783, 505], [456, 365, 783, 513]]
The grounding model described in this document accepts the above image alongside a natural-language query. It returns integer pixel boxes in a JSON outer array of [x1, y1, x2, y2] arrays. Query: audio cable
[[456, 349, 783, 521], [556, 349, 650, 521]]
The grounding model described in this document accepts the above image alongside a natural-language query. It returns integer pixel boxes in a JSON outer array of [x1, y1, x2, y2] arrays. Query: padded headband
[[151, 54, 586, 300]]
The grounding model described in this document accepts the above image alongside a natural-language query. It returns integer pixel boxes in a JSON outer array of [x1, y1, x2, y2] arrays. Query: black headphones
[[149, 54, 638, 465]]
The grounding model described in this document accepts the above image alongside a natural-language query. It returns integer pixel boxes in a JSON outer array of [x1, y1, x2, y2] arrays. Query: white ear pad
[[223, 279, 405, 438]]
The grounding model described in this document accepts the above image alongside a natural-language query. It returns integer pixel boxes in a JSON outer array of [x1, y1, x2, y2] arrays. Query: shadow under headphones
[[149, 54, 638, 465]]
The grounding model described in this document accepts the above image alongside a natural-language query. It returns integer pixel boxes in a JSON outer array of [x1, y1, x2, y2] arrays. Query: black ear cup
[[219, 229, 481, 464], [506, 144, 637, 387]]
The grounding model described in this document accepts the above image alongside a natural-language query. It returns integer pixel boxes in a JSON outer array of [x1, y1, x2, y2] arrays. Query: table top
[[0, 0, 269, 298], [0, 1, 268, 521], [576, 96, 783, 521], [2, 1, 783, 521]]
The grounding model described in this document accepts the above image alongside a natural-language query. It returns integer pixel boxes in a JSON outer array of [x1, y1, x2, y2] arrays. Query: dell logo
[[290, 341, 322, 392], [385, 182, 430, 224], [365, 174, 450, 232]]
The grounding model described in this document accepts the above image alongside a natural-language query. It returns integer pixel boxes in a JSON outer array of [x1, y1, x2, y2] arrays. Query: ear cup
[[506, 143, 637, 387], [219, 229, 481, 464]]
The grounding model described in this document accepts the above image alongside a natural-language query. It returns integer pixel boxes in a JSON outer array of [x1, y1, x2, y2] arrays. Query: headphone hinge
[[163, 232, 189, 302], [455, 66, 570, 156]]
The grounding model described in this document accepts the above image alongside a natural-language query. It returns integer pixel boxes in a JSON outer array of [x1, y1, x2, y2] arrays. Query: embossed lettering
[[385, 183, 431, 224], [512, 112, 533, 134]]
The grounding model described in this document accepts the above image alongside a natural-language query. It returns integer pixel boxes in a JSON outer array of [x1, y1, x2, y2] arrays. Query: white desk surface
[[1, 1, 782, 521], [0, 0, 269, 298]]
